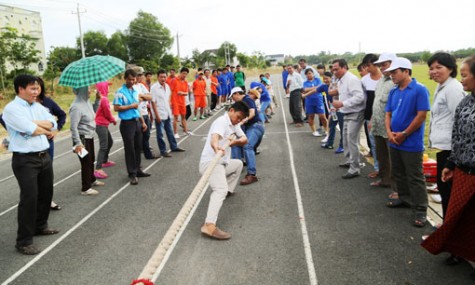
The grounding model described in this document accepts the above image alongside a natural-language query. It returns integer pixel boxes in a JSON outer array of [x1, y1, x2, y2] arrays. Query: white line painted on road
[[276, 84, 318, 285], [0, 113, 218, 285]]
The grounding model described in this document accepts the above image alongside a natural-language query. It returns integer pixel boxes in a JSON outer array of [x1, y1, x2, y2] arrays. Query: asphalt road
[[0, 76, 473, 285]]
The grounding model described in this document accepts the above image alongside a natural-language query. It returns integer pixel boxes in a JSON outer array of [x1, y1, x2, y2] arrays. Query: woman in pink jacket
[[94, 81, 116, 179]]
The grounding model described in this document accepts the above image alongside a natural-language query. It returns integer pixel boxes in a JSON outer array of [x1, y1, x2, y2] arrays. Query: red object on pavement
[[423, 158, 437, 183], [130, 279, 154, 285]]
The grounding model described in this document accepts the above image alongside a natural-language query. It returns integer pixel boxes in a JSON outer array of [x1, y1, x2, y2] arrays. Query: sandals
[[50, 201, 61, 211], [386, 199, 410, 208], [388, 192, 399, 200], [413, 213, 427, 228], [367, 171, 379, 178], [35, 228, 60, 236], [370, 180, 390, 188]]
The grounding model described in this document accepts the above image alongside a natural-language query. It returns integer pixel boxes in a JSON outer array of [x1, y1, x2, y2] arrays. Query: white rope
[[134, 133, 237, 284]]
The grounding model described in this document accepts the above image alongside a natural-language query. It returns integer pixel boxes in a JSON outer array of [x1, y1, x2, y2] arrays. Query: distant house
[[265, 54, 285, 66], [201, 49, 239, 68], [0, 4, 47, 74]]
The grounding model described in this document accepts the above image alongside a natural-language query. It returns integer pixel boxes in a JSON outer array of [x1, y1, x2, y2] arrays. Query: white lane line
[[151, 182, 210, 283], [276, 82, 318, 285], [0, 113, 218, 285], [0, 129, 122, 183]]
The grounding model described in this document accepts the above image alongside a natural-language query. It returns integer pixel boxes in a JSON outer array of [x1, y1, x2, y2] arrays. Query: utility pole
[[176, 32, 183, 67], [72, 3, 86, 58], [224, 42, 231, 65]]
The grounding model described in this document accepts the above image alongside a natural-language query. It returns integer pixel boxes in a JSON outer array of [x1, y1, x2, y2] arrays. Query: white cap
[[385, 57, 412, 72], [374, 53, 397, 64], [230, 87, 244, 95]]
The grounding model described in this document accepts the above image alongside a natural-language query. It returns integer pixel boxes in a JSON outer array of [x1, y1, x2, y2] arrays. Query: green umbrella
[[58, 55, 126, 88]]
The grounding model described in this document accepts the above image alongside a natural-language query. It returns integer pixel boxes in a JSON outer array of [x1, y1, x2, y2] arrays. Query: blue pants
[[155, 118, 178, 154], [259, 100, 271, 122], [327, 111, 344, 148], [142, 115, 153, 159], [231, 123, 265, 175]]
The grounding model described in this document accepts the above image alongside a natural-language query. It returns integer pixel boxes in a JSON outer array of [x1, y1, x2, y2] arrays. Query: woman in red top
[[93, 81, 117, 179]]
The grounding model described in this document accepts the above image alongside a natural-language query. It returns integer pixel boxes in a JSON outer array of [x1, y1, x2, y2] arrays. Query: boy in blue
[[113, 69, 151, 185], [227, 65, 235, 90], [319, 72, 343, 150], [301, 68, 327, 137], [384, 57, 430, 228], [218, 68, 228, 106]]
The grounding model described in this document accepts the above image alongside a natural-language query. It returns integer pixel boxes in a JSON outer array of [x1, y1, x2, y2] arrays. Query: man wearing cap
[[332, 59, 366, 179], [192, 71, 207, 121], [133, 66, 158, 160], [371, 53, 397, 188], [230, 87, 264, 185], [286, 65, 304, 126], [384, 57, 430, 227]]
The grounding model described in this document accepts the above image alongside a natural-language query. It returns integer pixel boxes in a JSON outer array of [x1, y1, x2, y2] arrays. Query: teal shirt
[[113, 84, 140, 120]]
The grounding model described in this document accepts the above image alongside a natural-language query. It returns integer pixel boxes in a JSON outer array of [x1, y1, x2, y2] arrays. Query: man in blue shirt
[[384, 57, 430, 227], [113, 69, 151, 185], [282, 65, 289, 97], [230, 87, 264, 185], [3, 74, 59, 255]]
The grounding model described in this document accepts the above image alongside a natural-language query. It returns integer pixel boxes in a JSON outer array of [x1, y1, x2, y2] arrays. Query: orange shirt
[[192, 78, 206, 96], [171, 78, 188, 105], [166, 76, 175, 87], [210, 76, 218, 94]]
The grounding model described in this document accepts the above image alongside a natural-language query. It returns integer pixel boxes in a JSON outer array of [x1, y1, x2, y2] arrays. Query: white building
[[0, 4, 47, 74], [265, 54, 285, 66]]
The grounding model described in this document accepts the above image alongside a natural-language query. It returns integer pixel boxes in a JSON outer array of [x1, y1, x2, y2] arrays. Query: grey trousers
[[95, 125, 113, 169], [343, 111, 365, 174], [389, 148, 428, 213]]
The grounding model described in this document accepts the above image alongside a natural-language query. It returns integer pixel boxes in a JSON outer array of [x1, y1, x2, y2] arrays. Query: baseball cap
[[248, 89, 260, 99], [374, 53, 397, 64], [133, 66, 144, 75], [385, 57, 412, 72], [230, 87, 244, 95]]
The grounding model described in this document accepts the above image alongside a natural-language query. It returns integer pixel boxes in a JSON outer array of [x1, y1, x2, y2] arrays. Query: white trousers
[[200, 159, 243, 224]]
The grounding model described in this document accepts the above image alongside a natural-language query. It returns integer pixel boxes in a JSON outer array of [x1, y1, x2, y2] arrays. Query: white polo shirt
[[286, 72, 303, 92], [200, 112, 245, 165], [150, 82, 172, 120], [134, 83, 150, 116]]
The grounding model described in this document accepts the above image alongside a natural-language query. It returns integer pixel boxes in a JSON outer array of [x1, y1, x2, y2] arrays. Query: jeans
[[366, 120, 379, 171], [260, 100, 271, 122], [327, 111, 344, 148], [142, 115, 153, 159], [231, 123, 265, 175], [95, 125, 113, 169], [155, 118, 178, 154]]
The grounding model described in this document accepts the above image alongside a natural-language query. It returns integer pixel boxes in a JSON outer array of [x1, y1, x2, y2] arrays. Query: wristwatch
[[402, 131, 408, 137]]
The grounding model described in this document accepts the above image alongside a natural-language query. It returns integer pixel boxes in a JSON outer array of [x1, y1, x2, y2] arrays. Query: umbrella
[[58, 55, 126, 88]]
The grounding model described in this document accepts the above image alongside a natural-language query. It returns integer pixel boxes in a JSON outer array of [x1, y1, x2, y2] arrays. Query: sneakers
[[321, 135, 329, 143], [174, 133, 180, 139], [335, 147, 344, 154], [81, 188, 99, 195], [200, 115, 206, 119], [185, 131, 194, 136], [193, 117, 198, 121], [94, 170, 108, 179], [312, 131, 323, 137], [321, 144, 333, 149], [92, 180, 105, 186], [102, 161, 116, 168], [201, 223, 231, 240]]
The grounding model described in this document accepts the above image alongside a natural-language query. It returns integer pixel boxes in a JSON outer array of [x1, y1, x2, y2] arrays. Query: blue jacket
[[250, 82, 271, 102]]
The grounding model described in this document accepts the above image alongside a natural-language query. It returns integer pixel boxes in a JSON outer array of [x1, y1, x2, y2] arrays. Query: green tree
[[46, 46, 81, 72], [420, 51, 432, 63], [160, 53, 179, 70], [236, 52, 249, 67], [191, 48, 205, 67], [106, 31, 128, 61], [78, 31, 108, 56], [126, 11, 174, 64], [1, 27, 40, 72]]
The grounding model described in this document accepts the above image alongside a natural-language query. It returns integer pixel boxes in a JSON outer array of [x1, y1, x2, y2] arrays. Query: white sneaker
[[81, 188, 99, 196], [185, 131, 194, 136], [312, 131, 323, 137], [321, 135, 329, 143], [92, 181, 105, 186], [174, 133, 180, 139]]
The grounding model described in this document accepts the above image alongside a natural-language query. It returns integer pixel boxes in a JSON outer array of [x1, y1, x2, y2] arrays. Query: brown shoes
[[240, 174, 258, 185], [201, 223, 231, 240]]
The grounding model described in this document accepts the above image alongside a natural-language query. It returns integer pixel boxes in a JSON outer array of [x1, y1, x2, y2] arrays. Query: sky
[[2, 0, 475, 58]]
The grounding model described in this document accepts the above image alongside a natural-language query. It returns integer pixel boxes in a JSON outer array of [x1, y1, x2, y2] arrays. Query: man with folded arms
[[3, 75, 59, 255]]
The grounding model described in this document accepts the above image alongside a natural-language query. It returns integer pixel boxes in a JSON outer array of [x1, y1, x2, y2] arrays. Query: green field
[[0, 64, 455, 157]]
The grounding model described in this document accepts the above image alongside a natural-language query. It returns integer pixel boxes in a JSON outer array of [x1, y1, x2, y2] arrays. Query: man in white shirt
[[133, 66, 157, 159], [200, 101, 249, 240], [286, 65, 304, 126], [150, 70, 186, 157], [332, 59, 366, 179]]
